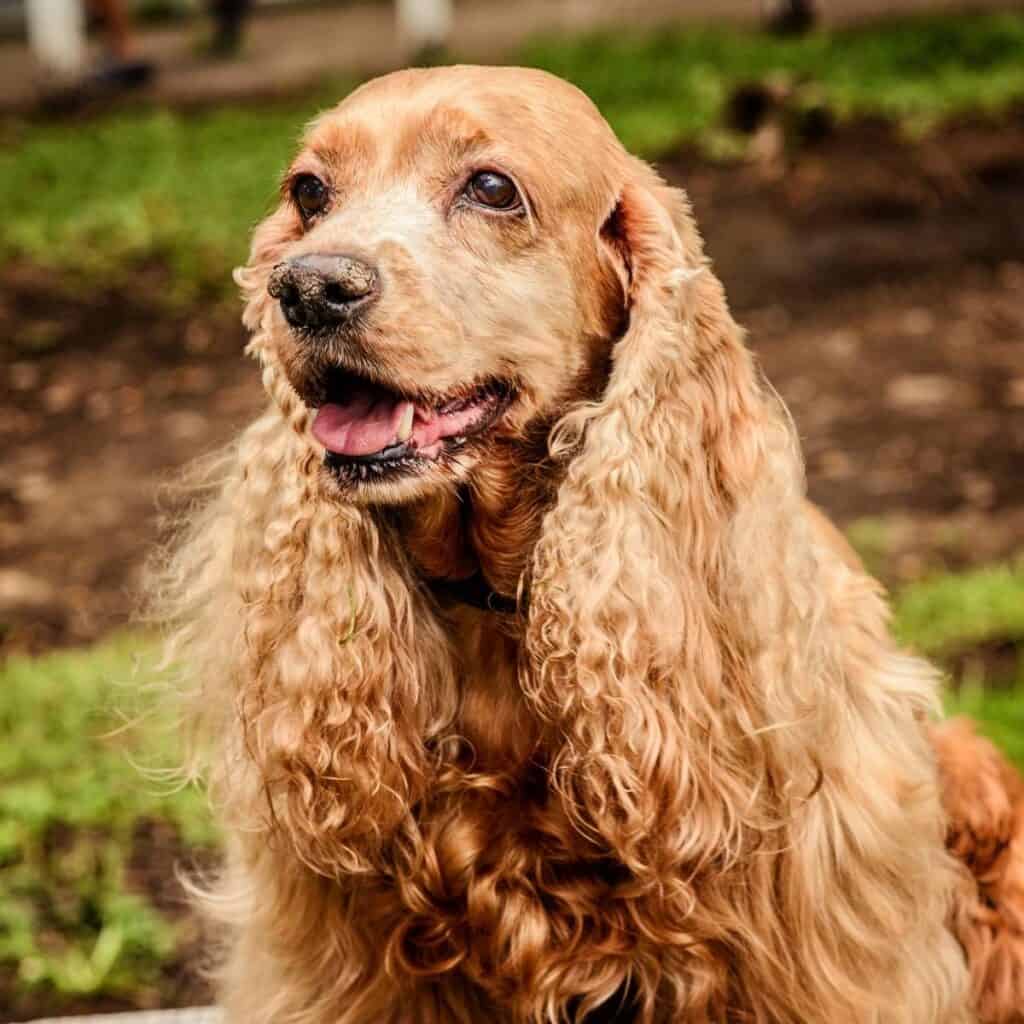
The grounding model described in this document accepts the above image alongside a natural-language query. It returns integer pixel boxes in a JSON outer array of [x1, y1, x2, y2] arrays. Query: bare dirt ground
[[2, 112, 1024, 654]]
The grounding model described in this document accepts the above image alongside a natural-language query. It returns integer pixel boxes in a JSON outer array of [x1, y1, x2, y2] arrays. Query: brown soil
[[2, 113, 1024, 658], [669, 110, 1024, 580], [1, 277, 263, 652]]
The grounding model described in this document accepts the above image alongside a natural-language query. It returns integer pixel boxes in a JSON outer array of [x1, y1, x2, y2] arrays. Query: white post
[[396, 0, 453, 57], [25, 0, 87, 78]]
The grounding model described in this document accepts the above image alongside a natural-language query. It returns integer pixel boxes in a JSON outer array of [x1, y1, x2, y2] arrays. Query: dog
[[154, 66, 1024, 1022]]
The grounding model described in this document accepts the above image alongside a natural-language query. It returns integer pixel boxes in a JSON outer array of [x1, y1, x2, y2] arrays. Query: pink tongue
[[312, 397, 412, 456]]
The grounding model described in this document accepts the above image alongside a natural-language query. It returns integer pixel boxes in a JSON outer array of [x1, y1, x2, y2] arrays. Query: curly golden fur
[[152, 67, 1024, 1022]]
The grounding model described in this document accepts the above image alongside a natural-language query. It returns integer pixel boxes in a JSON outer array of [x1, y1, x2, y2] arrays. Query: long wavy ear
[[153, 213, 458, 880], [522, 178, 967, 1016], [524, 179, 799, 871]]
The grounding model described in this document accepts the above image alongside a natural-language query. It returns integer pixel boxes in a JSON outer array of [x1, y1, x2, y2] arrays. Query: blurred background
[[1, 0, 1023, 1019]]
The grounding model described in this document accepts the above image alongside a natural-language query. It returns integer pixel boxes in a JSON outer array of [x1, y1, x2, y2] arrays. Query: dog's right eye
[[293, 175, 329, 219]]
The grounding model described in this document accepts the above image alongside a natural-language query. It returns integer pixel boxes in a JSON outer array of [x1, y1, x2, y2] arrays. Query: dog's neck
[[397, 358, 613, 604], [395, 447, 555, 767], [399, 437, 556, 608]]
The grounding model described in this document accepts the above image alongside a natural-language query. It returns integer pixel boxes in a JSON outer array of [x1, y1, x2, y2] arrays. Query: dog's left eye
[[293, 174, 329, 218], [465, 171, 521, 211]]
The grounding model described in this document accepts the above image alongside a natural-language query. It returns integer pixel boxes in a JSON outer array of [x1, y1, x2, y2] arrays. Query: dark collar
[[426, 571, 519, 615]]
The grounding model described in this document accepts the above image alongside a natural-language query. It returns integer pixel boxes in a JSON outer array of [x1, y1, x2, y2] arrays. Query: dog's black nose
[[268, 253, 379, 329]]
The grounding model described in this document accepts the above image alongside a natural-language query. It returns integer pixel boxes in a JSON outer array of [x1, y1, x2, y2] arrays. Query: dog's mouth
[[310, 368, 514, 483]]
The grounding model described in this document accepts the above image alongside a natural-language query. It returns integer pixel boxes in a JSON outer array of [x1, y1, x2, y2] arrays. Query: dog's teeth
[[396, 403, 415, 442]]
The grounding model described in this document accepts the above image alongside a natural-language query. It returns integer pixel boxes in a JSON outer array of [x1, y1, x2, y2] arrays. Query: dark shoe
[[88, 58, 156, 90]]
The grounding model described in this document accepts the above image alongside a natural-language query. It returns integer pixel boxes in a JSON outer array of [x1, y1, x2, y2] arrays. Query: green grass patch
[[893, 560, 1024, 662], [947, 685, 1024, 773], [0, 635, 213, 1005], [893, 559, 1024, 768], [2, 12, 1024, 295], [896, 561, 1024, 767], [0, 93, 346, 303], [521, 11, 1024, 154]]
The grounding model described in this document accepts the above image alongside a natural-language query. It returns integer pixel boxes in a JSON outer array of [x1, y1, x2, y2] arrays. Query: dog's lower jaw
[[317, 445, 479, 507]]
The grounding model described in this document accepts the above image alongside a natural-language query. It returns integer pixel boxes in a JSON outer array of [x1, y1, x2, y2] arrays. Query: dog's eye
[[293, 175, 329, 218], [465, 171, 520, 211]]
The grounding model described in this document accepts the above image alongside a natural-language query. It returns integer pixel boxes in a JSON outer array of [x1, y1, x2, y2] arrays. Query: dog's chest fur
[[447, 607, 538, 766], [376, 607, 642, 1012]]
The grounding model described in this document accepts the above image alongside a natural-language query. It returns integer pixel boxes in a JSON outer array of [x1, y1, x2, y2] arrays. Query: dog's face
[[253, 66, 635, 504]]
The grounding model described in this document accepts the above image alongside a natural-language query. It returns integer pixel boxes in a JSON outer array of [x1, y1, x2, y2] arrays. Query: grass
[[947, 685, 1024, 774], [0, 635, 213, 1008], [894, 560, 1024, 767], [893, 561, 1024, 663], [1, 12, 1024, 297], [520, 11, 1024, 155], [2, 554, 1022, 1010], [0, 97, 341, 302]]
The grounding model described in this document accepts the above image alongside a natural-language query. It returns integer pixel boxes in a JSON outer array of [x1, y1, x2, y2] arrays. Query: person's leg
[[85, 0, 154, 90], [87, 0, 134, 59], [209, 0, 252, 54]]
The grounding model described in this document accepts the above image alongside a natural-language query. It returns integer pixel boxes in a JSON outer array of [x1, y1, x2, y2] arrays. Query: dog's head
[[241, 65, 693, 504]]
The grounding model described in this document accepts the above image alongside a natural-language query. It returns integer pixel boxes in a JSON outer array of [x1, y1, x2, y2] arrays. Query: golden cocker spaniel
[[154, 66, 1024, 1023]]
